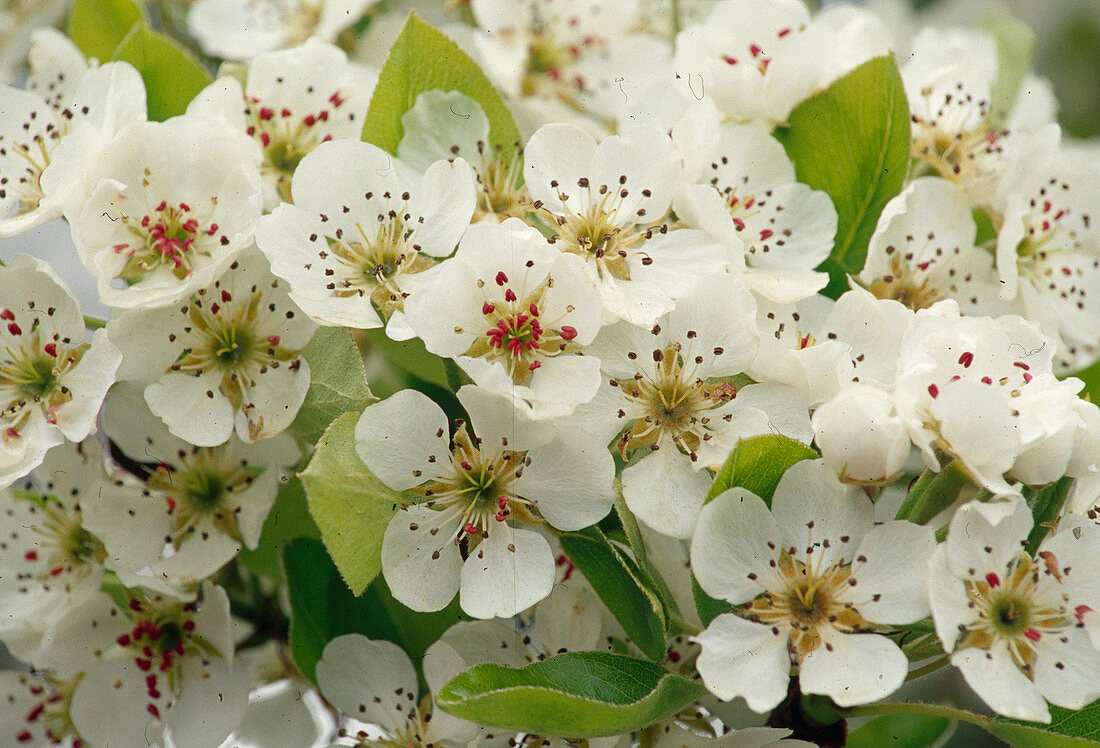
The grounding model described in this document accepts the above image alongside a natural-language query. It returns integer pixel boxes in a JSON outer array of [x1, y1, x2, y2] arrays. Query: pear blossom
[[691, 459, 937, 712], [524, 123, 729, 325], [187, 0, 380, 61], [564, 274, 811, 538], [403, 217, 604, 420], [68, 114, 264, 309], [994, 148, 1100, 373], [187, 37, 376, 209], [0, 29, 146, 237], [811, 383, 911, 485], [860, 177, 1011, 315], [0, 255, 121, 487], [107, 252, 316, 447], [0, 671, 83, 747], [256, 138, 476, 334], [59, 583, 249, 748], [357, 385, 614, 618], [397, 90, 528, 222], [674, 121, 837, 303], [930, 499, 1100, 722]]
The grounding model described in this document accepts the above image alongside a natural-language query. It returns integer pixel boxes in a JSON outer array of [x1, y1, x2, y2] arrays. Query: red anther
[[178, 202, 191, 212], [743, 196, 755, 209], [26, 702, 44, 722], [1013, 361, 1030, 370], [8, 322, 22, 336], [259, 107, 274, 121], [16, 730, 31, 743], [116, 634, 131, 647], [778, 27, 792, 37], [146, 675, 158, 690], [749, 43, 763, 57], [732, 217, 745, 230], [246, 126, 256, 136], [461, 461, 473, 471], [4, 427, 20, 439], [28, 686, 42, 695], [318, 110, 329, 122], [529, 303, 539, 316], [495, 271, 508, 286], [1024, 627, 1042, 642], [206, 223, 219, 236], [147, 704, 160, 719], [165, 497, 176, 512], [985, 132, 997, 144], [494, 510, 508, 521], [1023, 372, 1033, 383], [505, 288, 517, 302], [529, 360, 541, 371], [0, 308, 13, 320], [129, 599, 143, 612], [498, 496, 508, 509], [303, 115, 317, 127], [260, 132, 271, 147], [143, 646, 154, 657], [23, 550, 37, 561], [182, 620, 195, 632], [1076, 605, 1094, 622], [1043, 201, 1052, 213], [722, 55, 738, 65], [135, 658, 152, 671], [210, 303, 220, 315], [985, 572, 1000, 588], [113, 242, 130, 252], [43, 343, 56, 357], [155, 201, 167, 212], [48, 566, 63, 577], [1061, 266, 1072, 275], [482, 302, 495, 315], [667, 649, 682, 663], [463, 522, 479, 536], [916, 261, 931, 271], [559, 325, 578, 340], [927, 383, 939, 399], [221, 290, 232, 302], [981, 376, 993, 384], [759, 229, 773, 240], [329, 91, 346, 106], [958, 351, 974, 367]]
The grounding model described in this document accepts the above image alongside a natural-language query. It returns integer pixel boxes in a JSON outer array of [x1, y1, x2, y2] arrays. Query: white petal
[[1033, 625, 1100, 711], [846, 521, 936, 624], [460, 525, 554, 619], [953, 641, 1050, 722], [167, 656, 249, 748], [799, 631, 908, 707], [927, 545, 980, 654], [514, 432, 615, 532], [354, 390, 450, 490], [316, 634, 417, 733], [381, 505, 463, 612], [944, 497, 1032, 582], [771, 459, 874, 567], [622, 447, 711, 539], [691, 488, 782, 605], [692, 614, 791, 713], [146, 372, 236, 447]]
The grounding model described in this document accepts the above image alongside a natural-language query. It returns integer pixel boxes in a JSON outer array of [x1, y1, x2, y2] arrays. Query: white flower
[[0, 255, 122, 487], [691, 459, 936, 712], [188, 37, 376, 209], [256, 138, 476, 333], [404, 217, 604, 420], [930, 499, 1100, 722], [357, 385, 614, 618], [812, 383, 910, 485], [64, 583, 249, 748], [188, 0, 380, 61], [68, 114, 264, 310], [674, 121, 837, 304], [860, 177, 1010, 316], [524, 123, 729, 325], [0, 29, 146, 237], [108, 252, 316, 446], [0, 671, 82, 747], [397, 90, 528, 222], [994, 147, 1100, 372]]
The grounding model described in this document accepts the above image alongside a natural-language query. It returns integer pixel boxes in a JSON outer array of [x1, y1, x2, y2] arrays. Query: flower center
[[14, 487, 106, 581], [1, 321, 86, 437], [910, 87, 1004, 185], [114, 200, 219, 282], [472, 142, 529, 221], [866, 249, 943, 311]]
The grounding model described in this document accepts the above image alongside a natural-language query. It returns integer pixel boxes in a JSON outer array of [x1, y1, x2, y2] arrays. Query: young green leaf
[[847, 714, 953, 748], [691, 577, 731, 628], [363, 328, 453, 391], [291, 327, 376, 443], [1024, 476, 1074, 554], [707, 434, 818, 506], [361, 11, 521, 157], [236, 477, 320, 583], [299, 411, 405, 594], [67, 0, 144, 62], [988, 699, 1100, 747], [436, 651, 704, 738], [774, 56, 911, 297], [558, 526, 667, 662], [111, 25, 213, 121]]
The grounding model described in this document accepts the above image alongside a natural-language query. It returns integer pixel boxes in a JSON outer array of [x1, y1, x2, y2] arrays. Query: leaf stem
[[844, 701, 992, 729], [905, 656, 950, 682]]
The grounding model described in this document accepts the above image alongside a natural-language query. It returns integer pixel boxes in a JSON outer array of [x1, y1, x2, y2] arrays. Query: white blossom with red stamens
[[256, 138, 476, 334], [892, 302, 1085, 496], [563, 275, 810, 539], [357, 385, 614, 618], [674, 121, 837, 304], [859, 177, 1011, 316], [0, 256, 121, 488], [187, 0, 380, 62], [0, 29, 146, 238], [0, 671, 84, 747], [68, 114, 263, 310], [523, 123, 729, 326], [930, 499, 1100, 722], [994, 147, 1100, 373], [188, 37, 375, 209], [691, 459, 936, 713], [404, 217, 604, 420], [107, 252, 316, 447], [62, 583, 248, 748]]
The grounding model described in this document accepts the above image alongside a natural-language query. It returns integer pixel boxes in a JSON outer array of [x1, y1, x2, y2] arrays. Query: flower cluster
[[2, 0, 1100, 746]]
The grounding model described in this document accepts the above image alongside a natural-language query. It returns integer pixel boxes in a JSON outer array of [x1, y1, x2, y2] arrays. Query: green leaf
[[983, 10, 1035, 127], [67, 0, 144, 62], [559, 527, 667, 662], [283, 537, 460, 684], [847, 714, 952, 748], [237, 476, 320, 583], [706, 434, 818, 506], [774, 56, 911, 297], [111, 25, 212, 121], [436, 651, 704, 738], [1071, 357, 1100, 402], [692, 577, 731, 628], [363, 328, 452, 390], [361, 12, 521, 157], [299, 411, 404, 595], [1024, 477, 1074, 555], [989, 699, 1100, 747], [291, 327, 376, 443]]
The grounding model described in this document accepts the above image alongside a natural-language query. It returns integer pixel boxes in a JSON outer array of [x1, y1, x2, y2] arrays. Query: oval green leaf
[[558, 526, 667, 662], [299, 411, 405, 594], [774, 55, 911, 298], [236, 476, 319, 582], [436, 651, 704, 738], [361, 11, 520, 157], [291, 327, 376, 443], [67, 0, 144, 62], [847, 713, 952, 748], [706, 434, 818, 506], [111, 24, 213, 121], [989, 701, 1100, 747]]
